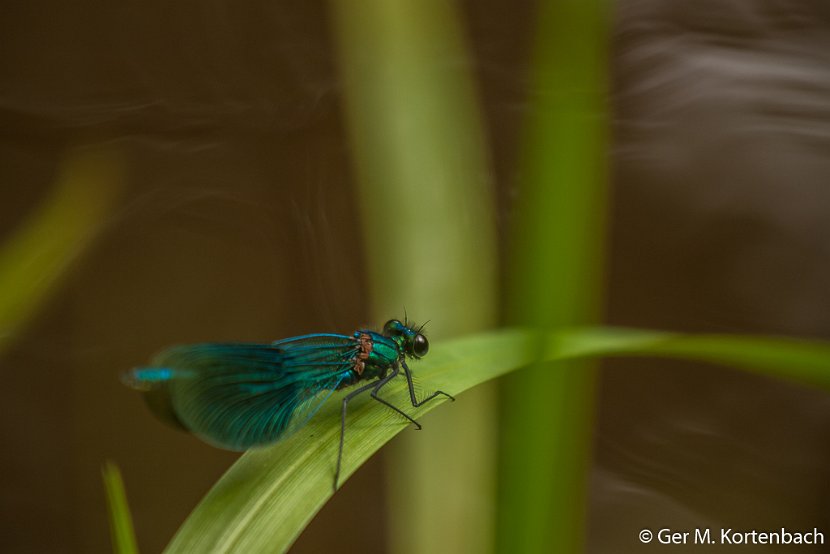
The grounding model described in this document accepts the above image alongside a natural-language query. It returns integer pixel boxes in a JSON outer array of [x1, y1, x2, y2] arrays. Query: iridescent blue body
[[124, 319, 452, 488]]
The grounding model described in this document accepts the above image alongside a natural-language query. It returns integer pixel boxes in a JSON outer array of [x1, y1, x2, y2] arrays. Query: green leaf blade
[[102, 461, 139, 554], [165, 327, 830, 553], [0, 146, 122, 354]]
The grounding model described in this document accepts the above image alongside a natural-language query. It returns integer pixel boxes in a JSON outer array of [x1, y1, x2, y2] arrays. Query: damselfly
[[123, 318, 453, 489]]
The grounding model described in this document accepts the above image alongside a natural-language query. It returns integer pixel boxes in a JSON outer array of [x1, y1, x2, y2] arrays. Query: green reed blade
[[502, 0, 610, 551], [0, 146, 121, 355], [165, 327, 830, 553], [102, 461, 139, 554], [330, 0, 498, 552]]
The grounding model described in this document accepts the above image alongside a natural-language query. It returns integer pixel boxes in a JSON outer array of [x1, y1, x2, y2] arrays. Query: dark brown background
[[1, 1, 829, 552]]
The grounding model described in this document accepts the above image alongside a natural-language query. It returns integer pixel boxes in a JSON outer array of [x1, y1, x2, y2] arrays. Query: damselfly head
[[383, 319, 430, 359]]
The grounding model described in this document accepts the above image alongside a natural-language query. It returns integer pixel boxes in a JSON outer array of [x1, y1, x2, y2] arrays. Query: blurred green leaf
[[502, 0, 609, 551], [0, 146, 121, 354], [165, 327, 830, 553], [330, 0, 497, 552], [102, 460, 139, 554]]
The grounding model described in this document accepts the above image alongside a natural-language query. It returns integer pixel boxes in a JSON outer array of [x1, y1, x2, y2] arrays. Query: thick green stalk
[[330, 1, 497, 552], [501, 0, 609, 552]]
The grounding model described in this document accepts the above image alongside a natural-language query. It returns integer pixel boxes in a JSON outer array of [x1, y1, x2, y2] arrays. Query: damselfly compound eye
[[412, 334, 429, 358]]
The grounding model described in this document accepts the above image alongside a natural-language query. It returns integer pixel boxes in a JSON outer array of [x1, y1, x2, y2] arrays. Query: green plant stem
[[502, 0, 609, 551], [329, 1, 497, 552]]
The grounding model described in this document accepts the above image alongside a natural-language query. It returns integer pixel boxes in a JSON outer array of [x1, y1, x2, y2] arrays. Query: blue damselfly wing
[[125, 334, 359, 450]]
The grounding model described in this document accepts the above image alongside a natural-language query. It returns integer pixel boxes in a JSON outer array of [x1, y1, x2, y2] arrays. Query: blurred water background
[[1, 1, 829, 552]]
